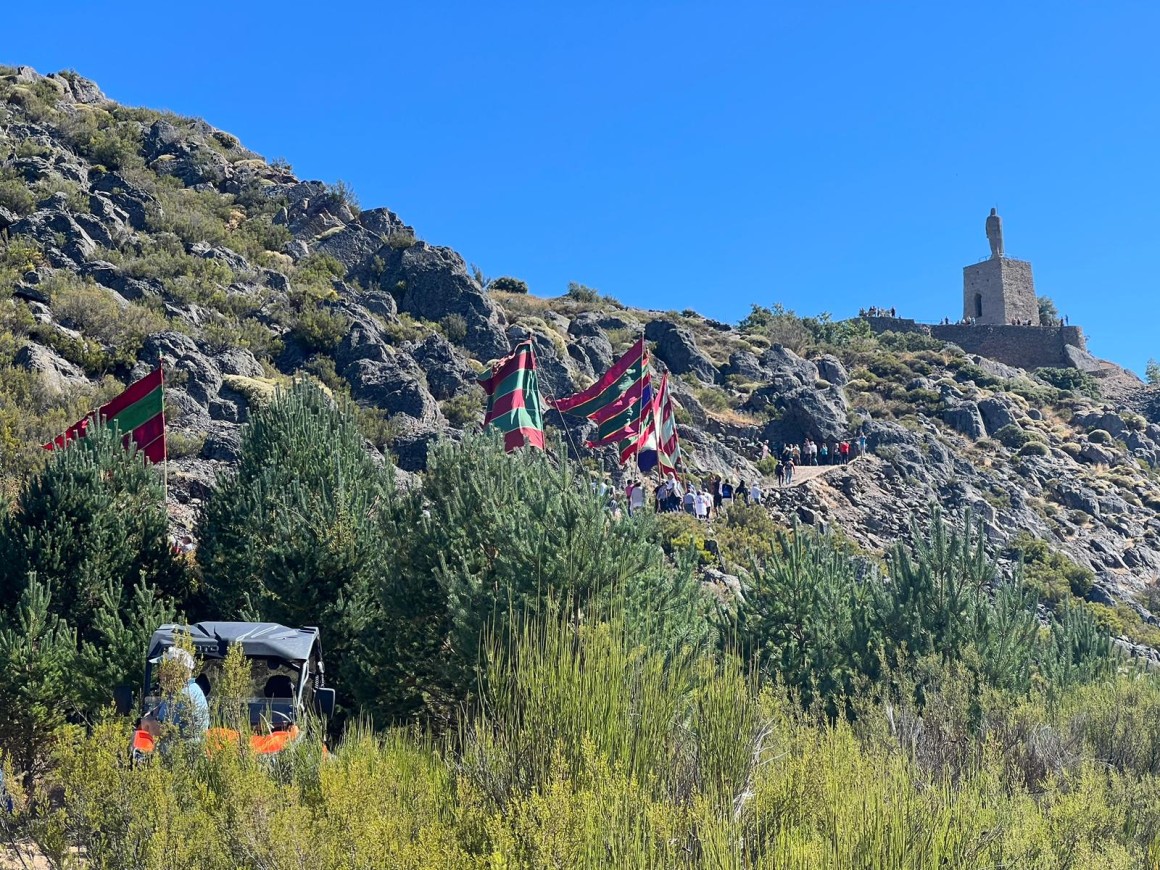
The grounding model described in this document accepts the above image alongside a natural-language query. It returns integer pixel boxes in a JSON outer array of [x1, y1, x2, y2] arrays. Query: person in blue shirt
[[154, 647, 209, 739]]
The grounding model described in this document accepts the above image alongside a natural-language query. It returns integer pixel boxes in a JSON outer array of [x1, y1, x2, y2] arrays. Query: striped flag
[[619, 372, 680, 474], [619, 378, 656, 469], [549, 338, 650, 448], [654, 372, 681, 475], [479, 339, 546, 452], [44, 367, 166, 463]]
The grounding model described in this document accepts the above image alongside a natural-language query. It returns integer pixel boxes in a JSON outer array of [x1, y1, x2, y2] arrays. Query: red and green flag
[[44, 367, 166, 463], [479, 340, 545, 452], [549, 337, 650, 448]]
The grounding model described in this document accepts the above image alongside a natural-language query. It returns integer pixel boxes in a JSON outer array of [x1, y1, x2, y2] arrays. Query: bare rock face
[[943, 402, 986, 439], [346, 355, 441, 425], [644, 319, 718, 384], [13, 342, 88, 393], [379, 243, 509, 361]]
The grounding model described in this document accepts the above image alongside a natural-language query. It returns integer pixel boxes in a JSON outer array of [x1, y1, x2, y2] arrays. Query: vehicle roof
[[146, 622, 321, 662]]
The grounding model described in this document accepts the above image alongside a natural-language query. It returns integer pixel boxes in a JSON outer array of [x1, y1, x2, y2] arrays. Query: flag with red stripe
[[549, 338, 650, 450], [654, 372, 682, 475], [44, 367, 166, 463], [479, 340, 545, 452]]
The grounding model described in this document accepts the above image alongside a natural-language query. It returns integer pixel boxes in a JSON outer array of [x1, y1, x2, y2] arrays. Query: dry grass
[[707, 407, 762, 428]]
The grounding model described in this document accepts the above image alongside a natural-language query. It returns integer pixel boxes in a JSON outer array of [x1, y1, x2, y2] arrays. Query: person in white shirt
[[750, 481, 762, 505], [628, 480, 646, 516], [694, 488, 709, 520]]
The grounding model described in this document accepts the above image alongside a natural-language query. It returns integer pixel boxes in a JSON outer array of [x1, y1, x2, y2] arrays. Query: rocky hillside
[[3, 64, 1160, 659]]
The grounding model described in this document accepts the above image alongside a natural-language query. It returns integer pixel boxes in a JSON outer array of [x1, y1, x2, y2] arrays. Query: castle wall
[[929, 324, 1086, 370], [859, 317, 1087, 371]]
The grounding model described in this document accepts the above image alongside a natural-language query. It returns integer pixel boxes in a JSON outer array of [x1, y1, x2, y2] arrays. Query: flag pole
[[160, 366, 168, 507], [635, 328, 645, 473]]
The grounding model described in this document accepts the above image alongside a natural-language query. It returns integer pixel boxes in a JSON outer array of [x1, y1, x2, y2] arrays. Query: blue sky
[[4, 2, 1158, 373]]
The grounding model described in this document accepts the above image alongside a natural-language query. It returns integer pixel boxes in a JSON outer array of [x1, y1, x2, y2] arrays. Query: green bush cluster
[[1035, 366, 1100, 398]]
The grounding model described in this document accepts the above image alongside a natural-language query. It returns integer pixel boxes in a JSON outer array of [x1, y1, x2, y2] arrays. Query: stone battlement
[[860, 317, 1088, 372]]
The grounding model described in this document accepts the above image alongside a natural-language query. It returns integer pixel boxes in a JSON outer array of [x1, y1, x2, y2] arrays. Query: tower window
[[974, 293, 983, 319]]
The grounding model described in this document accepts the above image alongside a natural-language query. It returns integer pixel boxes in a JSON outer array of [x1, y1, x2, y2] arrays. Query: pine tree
[[196, 381, 404, 704], [354, 431, 709, 726], [0, 577, 77, 780], [0, 425, 188, 648], [730, 524, 875, 717]]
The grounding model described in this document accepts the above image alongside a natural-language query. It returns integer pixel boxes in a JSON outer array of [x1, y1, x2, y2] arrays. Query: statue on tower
[[985, 207, 1003, 259]]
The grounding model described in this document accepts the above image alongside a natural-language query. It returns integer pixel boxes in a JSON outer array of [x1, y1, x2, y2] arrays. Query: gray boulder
[[977, 396, 1019, 436], [384, 242, 508, 360], [13, 342, 88, 393], [760, 345, 819, 390], [943, 403, 986, 439], [815, 354, 850, 386], [723, 350, 767, 383], [411, 333, 474, 401], [334, 305, 392, 371], [346, 355, 440, 423], [10, 209, 97, 265], [318, 209, 413, 273], [214, 348, 265, 378], [758, 384, 849, 446], [644, 320, 717, 383]]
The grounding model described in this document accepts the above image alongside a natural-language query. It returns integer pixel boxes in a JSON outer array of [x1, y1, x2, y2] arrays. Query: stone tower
[[962, 208, 1038, 325]]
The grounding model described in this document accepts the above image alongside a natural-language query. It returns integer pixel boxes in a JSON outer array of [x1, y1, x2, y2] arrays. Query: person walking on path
[[819, 443, 829, 465], [710, 476, 722, 516], [683, 487, 695, 515], [784, 455, 795, 486], [750, 480, 763, 505], [858, 434, 868, 457], [736, 480, 749, 504], [840, 441, 850, 465], [775, 459, 785, 488], [694, 487, 709, 521]]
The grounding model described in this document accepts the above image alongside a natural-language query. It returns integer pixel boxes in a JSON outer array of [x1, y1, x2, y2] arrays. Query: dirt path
[[771, 457, 861, 489]]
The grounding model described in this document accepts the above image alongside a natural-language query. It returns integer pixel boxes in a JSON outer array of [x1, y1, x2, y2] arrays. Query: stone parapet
[[929, 324, 1086, 370]]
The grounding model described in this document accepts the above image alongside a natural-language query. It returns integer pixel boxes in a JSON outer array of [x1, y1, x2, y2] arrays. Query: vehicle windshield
[[145, 654, 303, 728]]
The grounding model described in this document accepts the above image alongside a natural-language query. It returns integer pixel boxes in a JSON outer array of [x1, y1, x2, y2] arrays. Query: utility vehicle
[[116, 621, 336, 757]]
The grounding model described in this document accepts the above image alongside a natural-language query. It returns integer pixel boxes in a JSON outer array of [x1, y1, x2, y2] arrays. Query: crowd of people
[[599, 474, 765, 521], [596, 433, 869, 522], [860, 306, 897, 318]]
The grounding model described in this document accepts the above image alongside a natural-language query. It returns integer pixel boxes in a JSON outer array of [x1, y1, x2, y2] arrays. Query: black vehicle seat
[[263, 675, 294, 699]]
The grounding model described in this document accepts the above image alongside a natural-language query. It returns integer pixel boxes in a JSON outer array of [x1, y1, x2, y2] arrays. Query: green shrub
[[439, 387, 483, 427], [1009, 532, 1095, 602], [439, 313, 468, 344], [993, 423, 1031, 450], [1017, 441, 1049, 457], [1035, 366, 1099, 397], [291, 306, 349, 354], [292, 253, 345, 296], [1088, 428, 1114, 445], [0, 178, 36, 216], [565, 282, 599, 303], [489, 276, 528, 294], [954, 363, 1002, 387], [45, 273, 166, 357]]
